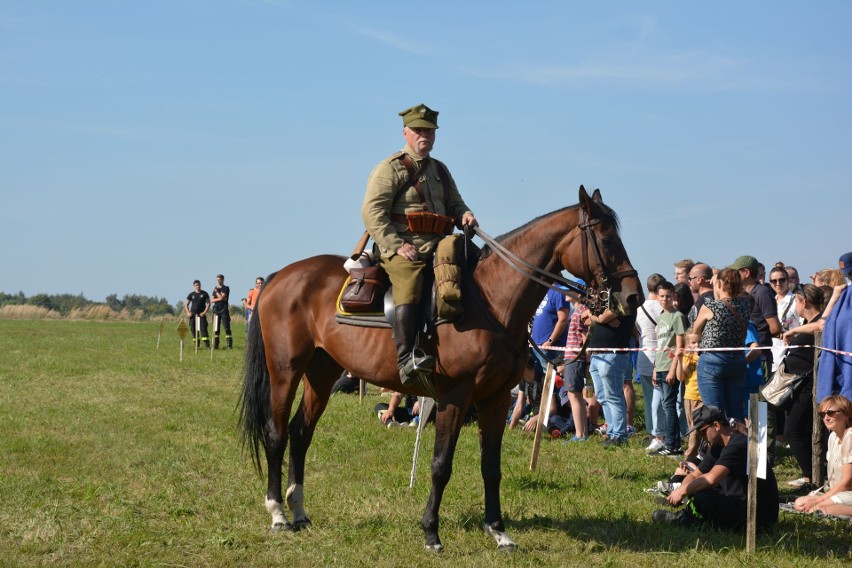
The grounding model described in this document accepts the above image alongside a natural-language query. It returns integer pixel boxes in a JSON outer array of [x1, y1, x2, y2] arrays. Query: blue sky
[[1, 1, 850, 304]]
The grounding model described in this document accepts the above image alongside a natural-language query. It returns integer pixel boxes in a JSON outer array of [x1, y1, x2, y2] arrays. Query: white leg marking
[[265, 498, 288, 530], [484, 524, 518, 551], [285, 483, 308, 523]]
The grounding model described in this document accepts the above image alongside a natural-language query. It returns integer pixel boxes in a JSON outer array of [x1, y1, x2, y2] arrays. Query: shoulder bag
[[760, 359, 808, 411]]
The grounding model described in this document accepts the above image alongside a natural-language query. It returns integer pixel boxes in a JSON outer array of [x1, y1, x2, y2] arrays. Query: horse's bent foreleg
[[422, 391, 471, 552], [477, 392, 517, 551], [286, 351, 339, 531]]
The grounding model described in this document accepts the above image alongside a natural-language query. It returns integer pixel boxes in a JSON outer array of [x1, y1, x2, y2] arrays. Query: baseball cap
[[684, 405, 727, 435], [839, 252, 852, 276], [727, 255, 759, 273]]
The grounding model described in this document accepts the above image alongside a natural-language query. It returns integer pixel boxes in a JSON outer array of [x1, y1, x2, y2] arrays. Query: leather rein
[[472, 207, 637, 365]]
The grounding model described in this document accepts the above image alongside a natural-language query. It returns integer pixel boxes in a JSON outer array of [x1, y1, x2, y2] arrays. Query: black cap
[[684, 405, 727, 435]]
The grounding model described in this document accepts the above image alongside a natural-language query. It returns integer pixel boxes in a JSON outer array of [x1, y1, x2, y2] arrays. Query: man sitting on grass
[[652, 405, 779, 531]]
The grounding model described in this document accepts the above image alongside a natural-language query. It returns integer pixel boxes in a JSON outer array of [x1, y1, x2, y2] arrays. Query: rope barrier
[[535, 343, 852, 356]]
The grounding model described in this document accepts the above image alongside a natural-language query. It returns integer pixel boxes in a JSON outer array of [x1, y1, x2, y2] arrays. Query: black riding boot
[[393, 304, 436, 393], [226, 336, 233, 349]]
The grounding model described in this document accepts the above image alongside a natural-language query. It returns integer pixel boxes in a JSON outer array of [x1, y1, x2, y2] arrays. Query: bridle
[[471, 206, 636, 315], [577, 207, 638, 315]]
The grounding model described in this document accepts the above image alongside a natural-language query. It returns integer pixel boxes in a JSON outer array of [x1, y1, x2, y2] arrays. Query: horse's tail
[[238, 271, 277, 475]]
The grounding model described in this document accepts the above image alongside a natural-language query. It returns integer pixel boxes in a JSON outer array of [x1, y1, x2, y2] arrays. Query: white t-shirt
[[635, 299, 663, 376]]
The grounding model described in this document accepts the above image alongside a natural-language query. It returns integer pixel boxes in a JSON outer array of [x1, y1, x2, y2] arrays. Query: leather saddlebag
[[340, 266, 388, 313]]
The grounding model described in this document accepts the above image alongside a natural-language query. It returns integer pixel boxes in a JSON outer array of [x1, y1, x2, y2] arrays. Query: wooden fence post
[[811, 331, 825, 487], [529, 362, 554, 471], [746, 393, 759, 553]]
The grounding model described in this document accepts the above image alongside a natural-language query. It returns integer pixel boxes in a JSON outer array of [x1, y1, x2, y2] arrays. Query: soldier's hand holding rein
[[461, 212, 478, 229]]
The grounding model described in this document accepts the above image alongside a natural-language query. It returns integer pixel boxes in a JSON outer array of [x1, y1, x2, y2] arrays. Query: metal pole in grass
[[746, 393, 759, 553], [529, 362, 555, 471], [410, 396, 436, 489], [359, 379, 365, 404], [177, 319, 188, 362], [157, 320, 164, 349], [195, 315, 200, 354]]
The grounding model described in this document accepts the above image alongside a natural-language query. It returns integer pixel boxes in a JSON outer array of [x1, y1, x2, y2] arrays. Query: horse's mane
[[478, 201, 620, 261]]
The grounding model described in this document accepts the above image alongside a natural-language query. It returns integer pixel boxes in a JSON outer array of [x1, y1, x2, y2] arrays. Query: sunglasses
[[769, 278, 787, 284], [819, 409, 842, 418]]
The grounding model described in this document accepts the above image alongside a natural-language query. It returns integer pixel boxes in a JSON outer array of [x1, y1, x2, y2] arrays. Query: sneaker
[[601, 437, 626, 448], [562, 435, 589, 444], [646, 438, 665, 453], [787, 477, 810, 489], [649, 447, 684, 457], [652, 509, 686, 525], [656, 481, 681, 495], [594, 423, 608, 436], [387, 420, 405, 428], [626, 425, 636, 436]]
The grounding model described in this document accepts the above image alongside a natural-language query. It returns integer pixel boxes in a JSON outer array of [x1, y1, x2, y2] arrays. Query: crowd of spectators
[[521, 250, 852, 529]]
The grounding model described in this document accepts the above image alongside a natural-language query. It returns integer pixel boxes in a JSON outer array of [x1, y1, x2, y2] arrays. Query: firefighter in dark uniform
[[361, 103, 477, 390], [210, 273, 232, 349], [184, 279, 211, 348]]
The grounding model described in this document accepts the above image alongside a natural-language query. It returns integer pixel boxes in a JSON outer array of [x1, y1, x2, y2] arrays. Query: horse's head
[[561, 186, 643, 316]]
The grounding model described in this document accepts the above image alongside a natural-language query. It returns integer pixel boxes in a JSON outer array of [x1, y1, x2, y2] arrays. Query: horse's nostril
[[626, 294, 640, 309]]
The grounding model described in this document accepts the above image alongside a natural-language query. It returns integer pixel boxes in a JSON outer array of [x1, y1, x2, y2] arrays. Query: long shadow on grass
[[450, 508, 851, 559]]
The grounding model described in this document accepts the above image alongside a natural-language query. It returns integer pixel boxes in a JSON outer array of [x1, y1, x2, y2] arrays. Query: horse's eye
[[601, 237, 612, 246]]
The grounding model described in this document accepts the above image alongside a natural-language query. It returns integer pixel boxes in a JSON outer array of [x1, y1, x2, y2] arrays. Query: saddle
[[336, 235, 480, 329]]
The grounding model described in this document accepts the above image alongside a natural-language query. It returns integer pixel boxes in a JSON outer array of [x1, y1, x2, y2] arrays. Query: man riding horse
[[361, 103, 478, 393]]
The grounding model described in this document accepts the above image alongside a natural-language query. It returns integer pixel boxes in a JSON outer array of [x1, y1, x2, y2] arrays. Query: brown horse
[[239, 186, 643, 551]]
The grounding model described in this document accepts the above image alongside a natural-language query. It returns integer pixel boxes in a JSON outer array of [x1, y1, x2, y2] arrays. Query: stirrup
[[399, 349, 438, 398], [404, 368, 439, 399]]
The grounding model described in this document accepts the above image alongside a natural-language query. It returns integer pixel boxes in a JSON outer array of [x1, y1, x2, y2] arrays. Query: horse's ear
[[592, 188, 603, 203], [579, 185, 594, 214]]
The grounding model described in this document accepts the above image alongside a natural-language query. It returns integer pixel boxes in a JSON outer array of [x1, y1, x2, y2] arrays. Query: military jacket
[[361, 145, 472, 258]]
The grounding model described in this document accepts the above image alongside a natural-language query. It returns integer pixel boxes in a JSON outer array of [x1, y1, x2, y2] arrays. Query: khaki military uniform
[[361, 145, 472, 304]]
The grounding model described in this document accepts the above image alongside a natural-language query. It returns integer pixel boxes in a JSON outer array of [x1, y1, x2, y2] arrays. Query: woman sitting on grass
[[793, 394, 852, 516]]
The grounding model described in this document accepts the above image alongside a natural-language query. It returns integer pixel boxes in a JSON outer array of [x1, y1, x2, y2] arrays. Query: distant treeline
[[0, 292, 247, 320]]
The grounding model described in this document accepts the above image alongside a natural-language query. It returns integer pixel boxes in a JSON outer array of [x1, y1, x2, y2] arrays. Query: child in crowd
[[509, 355, 549, 431], [650, 281, 688, 456], [677, 330, 703, 459], [375, 392, 421, 428]]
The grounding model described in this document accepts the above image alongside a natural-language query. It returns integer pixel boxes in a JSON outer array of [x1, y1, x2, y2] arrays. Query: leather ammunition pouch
[[392, 212, 455, 235]]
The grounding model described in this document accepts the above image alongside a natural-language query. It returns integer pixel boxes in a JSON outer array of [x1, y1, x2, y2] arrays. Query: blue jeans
[[658, 372, 681, 450], [697, 351, 746, 421], [589, 353, 630, 441], [640, 374, 665, 437], [677, 380, 688, 437]]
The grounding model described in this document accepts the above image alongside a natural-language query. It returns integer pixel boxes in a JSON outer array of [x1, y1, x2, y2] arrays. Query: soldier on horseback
[[361, 104, 478, 390]]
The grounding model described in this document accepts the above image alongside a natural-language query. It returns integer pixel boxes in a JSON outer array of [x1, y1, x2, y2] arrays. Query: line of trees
[[0, 291, 247, 319]]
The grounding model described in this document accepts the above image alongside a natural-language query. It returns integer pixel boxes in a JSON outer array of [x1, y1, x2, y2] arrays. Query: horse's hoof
[[424, 543, 444, 553], [292, 517, 312, 532], [270, 521, 293, 533]]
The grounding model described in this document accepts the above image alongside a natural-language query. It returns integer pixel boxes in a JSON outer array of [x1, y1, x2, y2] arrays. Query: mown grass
[[0, 320, 849, 567]]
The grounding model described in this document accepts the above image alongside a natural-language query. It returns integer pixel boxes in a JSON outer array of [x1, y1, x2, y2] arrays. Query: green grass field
[[0, 319, 849, 567]]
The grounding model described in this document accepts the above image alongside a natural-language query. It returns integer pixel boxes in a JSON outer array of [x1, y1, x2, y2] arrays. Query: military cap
[[399, 103, 439, 129]]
